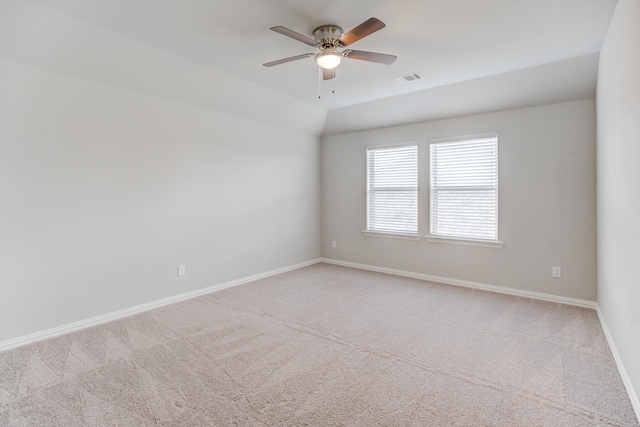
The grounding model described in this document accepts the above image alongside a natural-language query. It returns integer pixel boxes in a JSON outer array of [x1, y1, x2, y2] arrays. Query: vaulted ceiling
[[3, 0, 619, 134]]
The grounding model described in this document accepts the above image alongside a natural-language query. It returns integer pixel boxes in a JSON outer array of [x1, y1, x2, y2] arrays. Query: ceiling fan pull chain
[[318, 67, 322, 99]]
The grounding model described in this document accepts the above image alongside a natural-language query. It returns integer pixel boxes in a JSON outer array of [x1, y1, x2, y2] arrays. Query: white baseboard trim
[[595, 305, 640, 423], [0, 258, 323, 353], [320, 258, 597, 309]]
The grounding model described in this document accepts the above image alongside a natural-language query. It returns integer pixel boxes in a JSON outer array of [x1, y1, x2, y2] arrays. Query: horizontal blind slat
[[430, 136, 498, 241], [367, 144, 418, 234]]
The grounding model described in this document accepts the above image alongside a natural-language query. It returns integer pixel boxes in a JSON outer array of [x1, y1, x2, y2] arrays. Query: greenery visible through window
[[429, 134, 499, 242], [366, 144, 418, 235]]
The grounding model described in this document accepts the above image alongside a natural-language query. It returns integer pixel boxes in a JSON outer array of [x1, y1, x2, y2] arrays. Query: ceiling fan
[[263, 17, 397, 81]]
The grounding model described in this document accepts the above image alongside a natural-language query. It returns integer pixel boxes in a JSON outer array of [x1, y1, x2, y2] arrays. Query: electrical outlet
[[178, 264, 186, 277], [331, 240, 337, 249], [552, 266, 562, 278]]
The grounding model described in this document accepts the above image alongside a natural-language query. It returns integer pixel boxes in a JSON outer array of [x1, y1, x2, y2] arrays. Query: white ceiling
[[29, 0, 617, 112]]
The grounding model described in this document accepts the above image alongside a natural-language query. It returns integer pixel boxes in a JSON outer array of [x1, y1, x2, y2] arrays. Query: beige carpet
[[0, 263, 637, 426]]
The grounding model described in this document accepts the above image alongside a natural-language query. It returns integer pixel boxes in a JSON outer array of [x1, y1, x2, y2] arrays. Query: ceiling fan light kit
[[316, 50, 342, 69], [263, 18, 396, 82]]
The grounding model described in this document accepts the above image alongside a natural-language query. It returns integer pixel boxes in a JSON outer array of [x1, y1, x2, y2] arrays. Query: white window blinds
[[366, 144, 418, 235], [429, 134, 498, 241]]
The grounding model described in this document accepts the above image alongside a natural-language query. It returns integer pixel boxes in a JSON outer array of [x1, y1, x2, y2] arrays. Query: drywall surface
[[0, 0, 326, 136], [324, 54, 599, 136], [0, 58, 321, 342], [0, 0, 322, 343], [322, 100, 596, 301], [596, 0, 640, 413]]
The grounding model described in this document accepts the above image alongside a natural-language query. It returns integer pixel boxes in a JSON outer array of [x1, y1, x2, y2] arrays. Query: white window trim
[[365, 141, 419, 236], [428, 132, 501, 247], [429, 132, 497, 145], [425, 235, 503, 248], [362, 230, 422, 240]]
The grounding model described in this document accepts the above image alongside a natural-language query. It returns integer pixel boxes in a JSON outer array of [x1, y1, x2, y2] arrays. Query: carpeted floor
[[0, 263, 638, 426]]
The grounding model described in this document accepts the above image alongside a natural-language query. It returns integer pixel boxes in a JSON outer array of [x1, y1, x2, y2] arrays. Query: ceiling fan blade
[[323, 68, 335, 81], [338, 18, 385, 46], [263, 53, 314, 67], [270, 26, 319, 47], [344, 49, 397, 65]]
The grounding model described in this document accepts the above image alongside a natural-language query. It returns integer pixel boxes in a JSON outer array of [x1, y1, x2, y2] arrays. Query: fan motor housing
[[313, 25, 343, 47]]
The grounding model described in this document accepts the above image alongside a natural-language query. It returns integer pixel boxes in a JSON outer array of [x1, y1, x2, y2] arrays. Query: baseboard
[[595, 305, 640, 423], [0, 258, 323, 353], [320, 258, 597, 309]]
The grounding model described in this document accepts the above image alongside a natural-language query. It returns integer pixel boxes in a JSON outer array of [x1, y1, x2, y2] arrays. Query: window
[[429, 133, 500, 244], [365, 144, 418, 237]]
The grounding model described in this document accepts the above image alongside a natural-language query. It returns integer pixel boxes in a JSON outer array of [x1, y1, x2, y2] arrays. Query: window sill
[[425, 235, 504, 248], [362, 230, 422, 241]]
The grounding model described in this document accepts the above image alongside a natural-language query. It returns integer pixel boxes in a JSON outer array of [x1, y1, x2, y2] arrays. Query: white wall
[[596, 0, 640, 414], [0, 0, 326, 136], [0, 55, 321, 341], [322, 100, 596, 301], [324, 54, 599, 136]]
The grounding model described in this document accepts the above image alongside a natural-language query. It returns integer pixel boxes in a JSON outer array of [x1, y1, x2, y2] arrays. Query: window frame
[[363, 142, 421, 240], [426, 132, 503, 248]]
